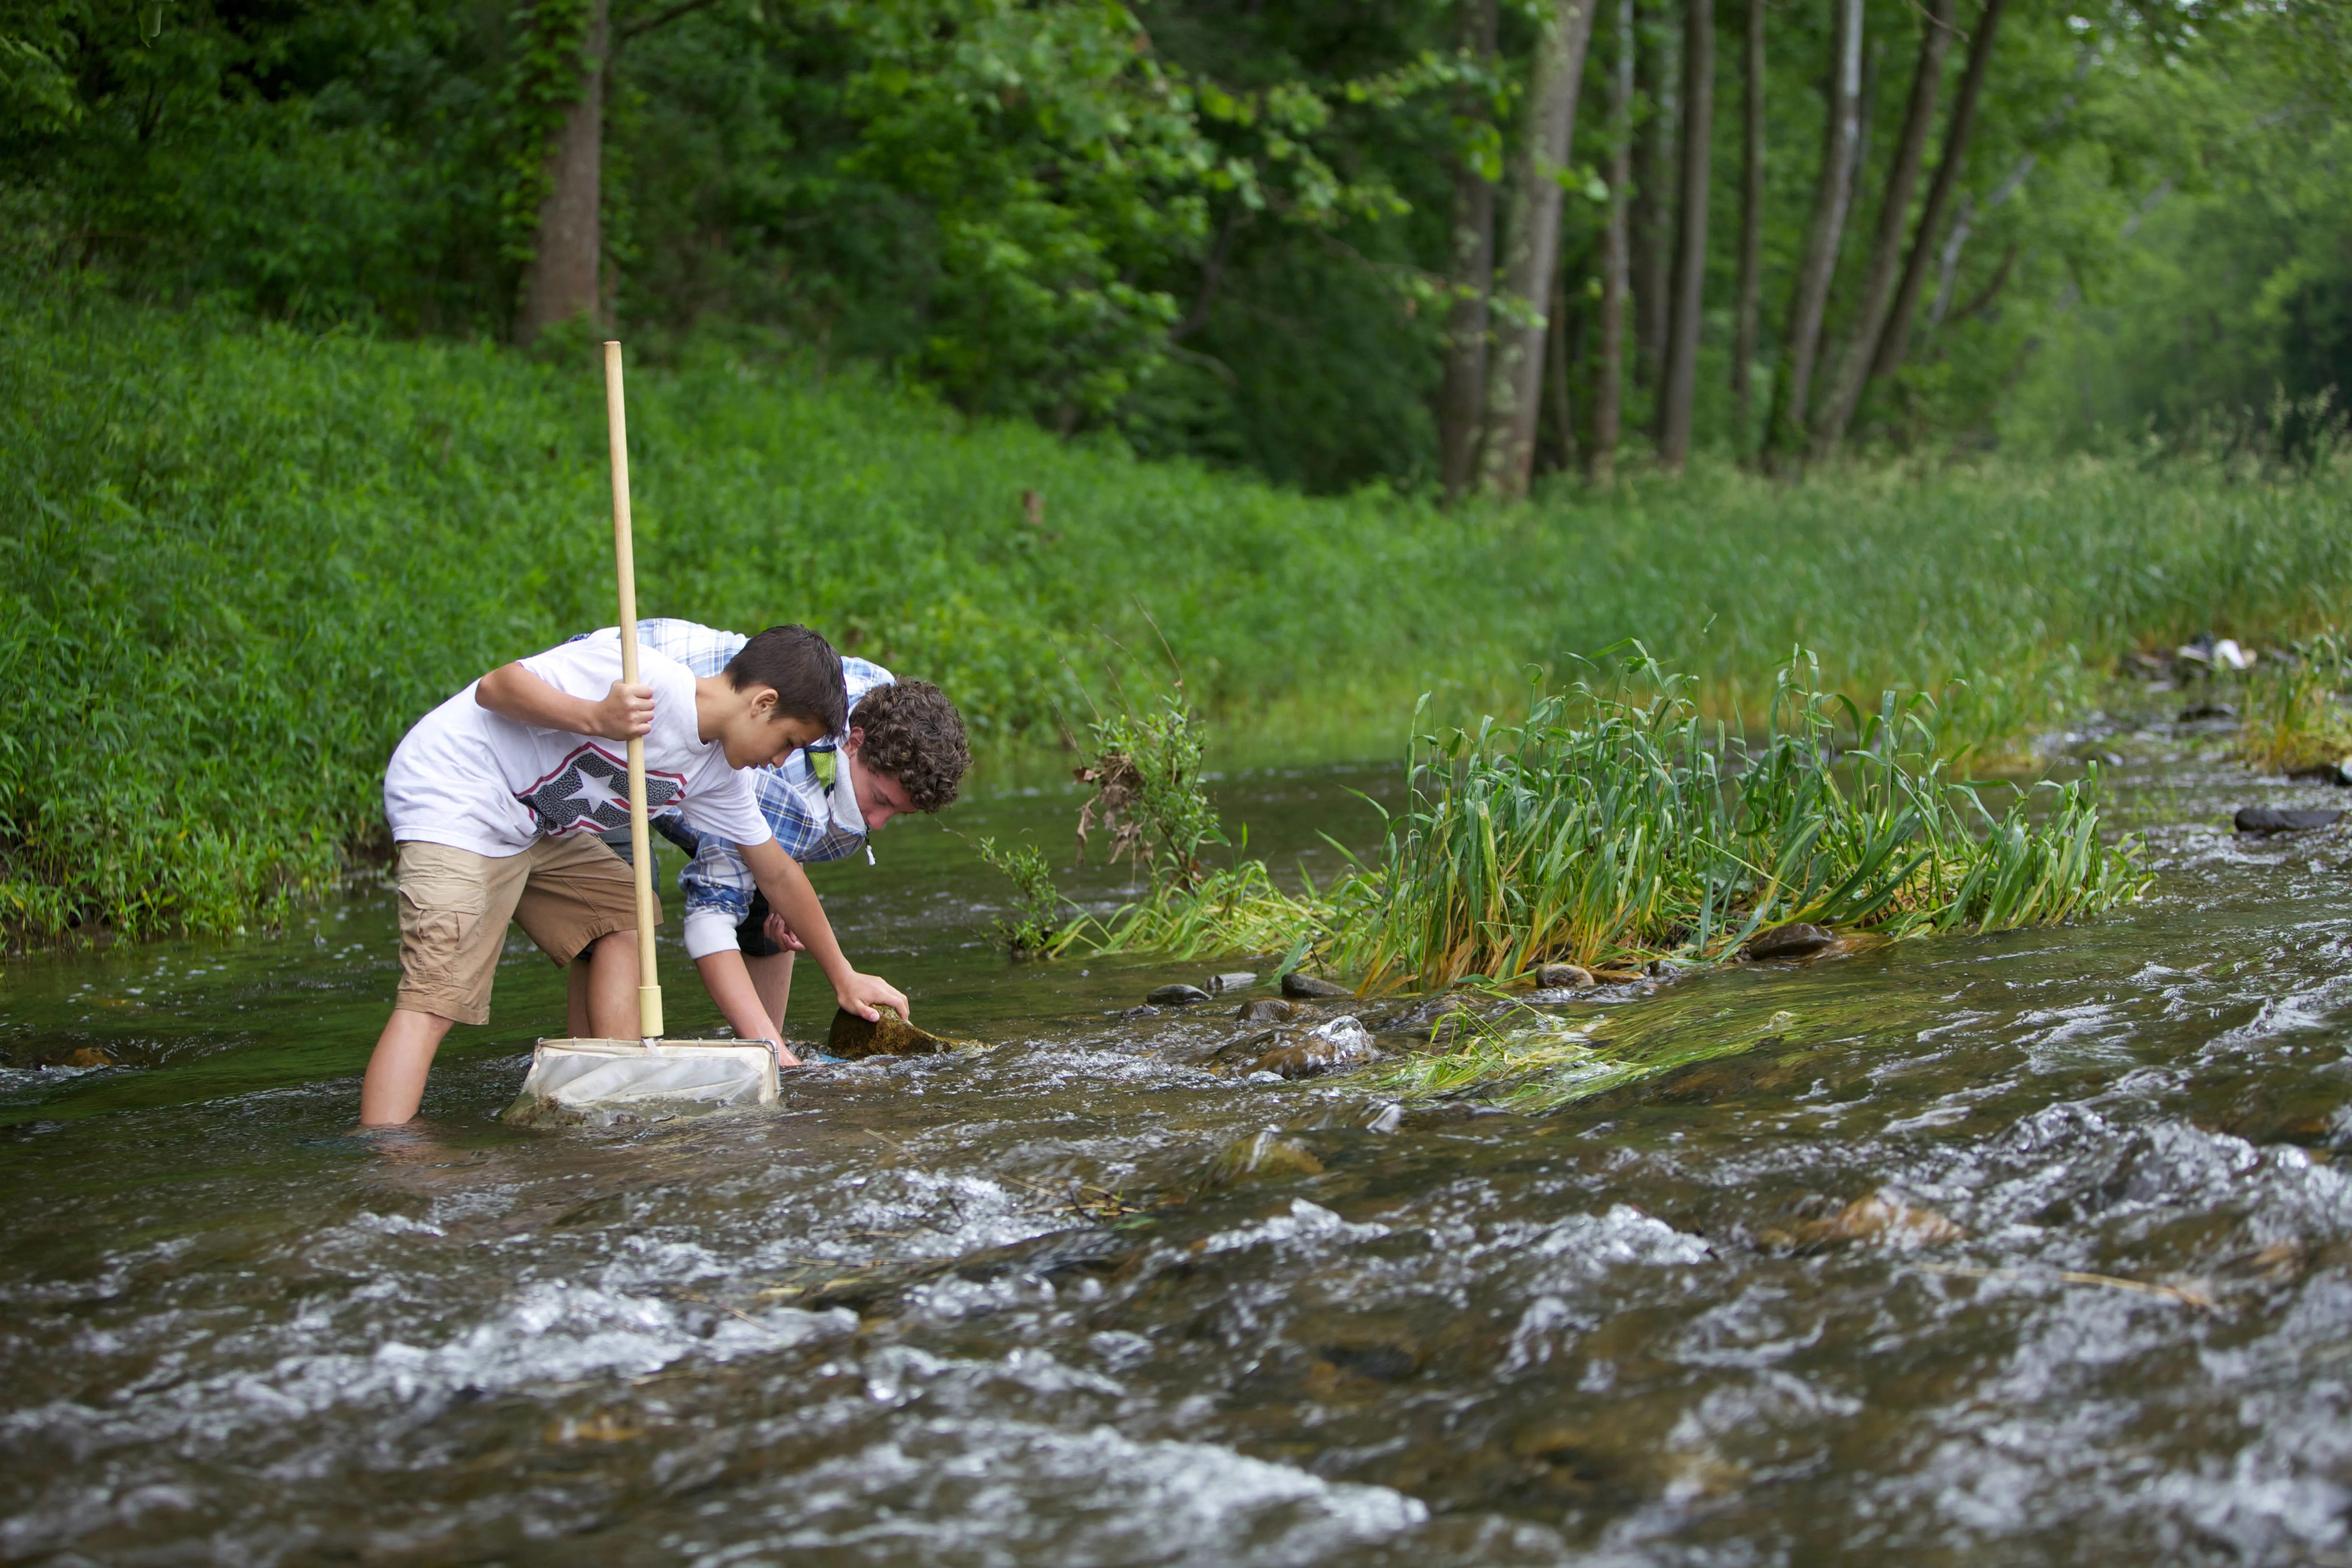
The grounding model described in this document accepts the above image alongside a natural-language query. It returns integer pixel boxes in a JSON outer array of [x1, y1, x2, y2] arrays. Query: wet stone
[[1233, 998, 1295, 1024], [1207, 971, 1258, 994], [827, 1006, 957, 1058], [1746, 921, 1836, 960], [1146, 983, 1213, 1006], [1280, 971, 1352, 999], [2285, 761, 2352, 786], [1250, 1016, 1377, 1080], [1534, 962, 1595, 990], [2234, 806, 2342, 835]]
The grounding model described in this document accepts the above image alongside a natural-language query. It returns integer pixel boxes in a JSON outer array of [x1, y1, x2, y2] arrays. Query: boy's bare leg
[[361, 1009, 456, 1126], [565, 957, 593, 1037], [585, 929, 640, 1037], [747, 950, 794, 1038]]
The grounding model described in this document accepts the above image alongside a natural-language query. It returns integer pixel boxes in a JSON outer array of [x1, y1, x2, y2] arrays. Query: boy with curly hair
[[567, 619, 971, 1058]]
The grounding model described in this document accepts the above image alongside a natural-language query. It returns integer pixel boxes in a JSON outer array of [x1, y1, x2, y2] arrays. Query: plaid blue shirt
[[574, 620, 893, 955]]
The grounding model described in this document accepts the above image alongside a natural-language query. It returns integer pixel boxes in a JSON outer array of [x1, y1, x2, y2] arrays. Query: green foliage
[[498, 0, 597, 267], [4, 282, 2351, 944], [1077, 655, 2151, 985], [969, 834, 1074, 956], [1073, 688, 1226, 890], [1080, 860, 1330, 961], [2240, 630, 2352, 777]]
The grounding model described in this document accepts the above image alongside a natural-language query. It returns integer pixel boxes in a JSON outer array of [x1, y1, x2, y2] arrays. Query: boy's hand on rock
[[835, 973, 910, 1023], [589, 680, 655, 740]]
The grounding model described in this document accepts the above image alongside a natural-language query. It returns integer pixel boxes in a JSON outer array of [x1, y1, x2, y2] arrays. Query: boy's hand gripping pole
[[603, 340, 663, 1045]]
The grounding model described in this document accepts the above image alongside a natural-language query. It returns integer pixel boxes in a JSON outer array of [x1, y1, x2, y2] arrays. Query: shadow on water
[[5, 728, 2352, 1564]]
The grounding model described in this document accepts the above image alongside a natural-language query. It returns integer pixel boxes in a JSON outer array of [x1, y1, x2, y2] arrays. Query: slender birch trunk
[[1866, 0, 2009, 388], [1591, 0, 1636, 484], [1654, 0, 1714, 471], [1813, 0, 1955, 450], [517, 0, 611, 343], [1730, 0, 1764, 453], [1765, 0, 1863, 461], [1476, 0, 1600, 499], [1438, 0, 1501, 501]]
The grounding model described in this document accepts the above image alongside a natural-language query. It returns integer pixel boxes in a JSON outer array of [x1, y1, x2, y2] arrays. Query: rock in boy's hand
[[588, 680, 655, 740]]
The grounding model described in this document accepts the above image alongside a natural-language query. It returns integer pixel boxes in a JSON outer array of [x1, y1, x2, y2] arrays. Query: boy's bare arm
[[477, 661, 653, 740], [735, 837, 909, 1022], [691, 950, 803, 1066]]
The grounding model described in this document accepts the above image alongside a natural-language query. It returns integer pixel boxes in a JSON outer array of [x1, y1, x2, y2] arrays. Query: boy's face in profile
[[716, 691, 828, 769]]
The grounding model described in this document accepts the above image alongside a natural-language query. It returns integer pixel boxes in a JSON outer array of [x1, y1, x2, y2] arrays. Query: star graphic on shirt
[[556, 762, 627, 822], [520, 745, 689, 835]]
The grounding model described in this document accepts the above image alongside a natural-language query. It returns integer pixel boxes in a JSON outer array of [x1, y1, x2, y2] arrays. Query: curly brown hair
[[851, 680, 970, 813]]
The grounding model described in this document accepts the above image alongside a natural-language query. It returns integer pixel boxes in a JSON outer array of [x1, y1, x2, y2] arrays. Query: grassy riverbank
[[5, 280, 2351, 944]]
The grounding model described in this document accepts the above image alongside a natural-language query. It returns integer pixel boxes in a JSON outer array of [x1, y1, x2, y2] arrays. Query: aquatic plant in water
[[970, 835, 1081, 957], [2239, 629, 2352, 776], [1072, 654, 2149, 998], [1324, 653, 2151, 993]]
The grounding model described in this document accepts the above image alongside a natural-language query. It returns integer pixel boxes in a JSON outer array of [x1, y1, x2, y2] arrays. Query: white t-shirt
[[384, 640, 774, 858]]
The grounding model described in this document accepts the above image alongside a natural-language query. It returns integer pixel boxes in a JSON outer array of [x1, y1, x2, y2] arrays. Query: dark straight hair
[[724, 625, 846, 732]]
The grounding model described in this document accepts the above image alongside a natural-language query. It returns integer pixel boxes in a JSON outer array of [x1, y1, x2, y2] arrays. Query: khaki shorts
[[393, 836, 657, 1026]]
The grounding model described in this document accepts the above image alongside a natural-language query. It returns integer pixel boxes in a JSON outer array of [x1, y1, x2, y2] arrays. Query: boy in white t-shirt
[[360, 624, 909, 1126]]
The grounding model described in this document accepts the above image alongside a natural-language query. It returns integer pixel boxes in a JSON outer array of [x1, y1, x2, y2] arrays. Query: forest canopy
[[3, 0, 2345, 493]]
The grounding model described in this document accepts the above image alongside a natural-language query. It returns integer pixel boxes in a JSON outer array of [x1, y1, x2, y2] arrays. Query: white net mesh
[[504, 1039, 779, 1125]]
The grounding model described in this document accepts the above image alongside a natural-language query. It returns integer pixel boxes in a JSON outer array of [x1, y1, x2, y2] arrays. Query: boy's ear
[[748, 686, 779, 720]]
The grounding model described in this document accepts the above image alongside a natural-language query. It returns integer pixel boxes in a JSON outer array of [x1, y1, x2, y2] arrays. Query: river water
[[5, 721, 2352, 1565]]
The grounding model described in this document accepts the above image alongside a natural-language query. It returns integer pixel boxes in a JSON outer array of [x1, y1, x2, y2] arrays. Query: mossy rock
[[827, 1006, 974, 1059]]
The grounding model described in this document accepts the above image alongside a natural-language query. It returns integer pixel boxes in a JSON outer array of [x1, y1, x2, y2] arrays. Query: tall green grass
[[1070, 656, 2148, 986], [4, 277, 2348, 942], [1323, 658, 2148, 991]]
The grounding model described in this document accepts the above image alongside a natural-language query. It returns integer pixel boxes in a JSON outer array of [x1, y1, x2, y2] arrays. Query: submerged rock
[[1746, 922, 1835, 961], [2285, 761, 2352, 786], [1253, 1016, 1377, 1080], [1789, 1191, 1967, 1248], [1210, 1016, 1378, 1080], [827, 1006, 962, 1058], [1205, 1128, 1326, 1184], [1281, 972, 1353, 999], [1207, 971, 1259, 994], [2234, 806, 2343, 835], [1534, 962, 1595, 990], [1234, 998, 1295, 1024], [1145, 983, 1213, 1006]]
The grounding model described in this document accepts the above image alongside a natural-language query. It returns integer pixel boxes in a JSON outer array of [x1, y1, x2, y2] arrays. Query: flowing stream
[[5, 718, 2352, 1565]]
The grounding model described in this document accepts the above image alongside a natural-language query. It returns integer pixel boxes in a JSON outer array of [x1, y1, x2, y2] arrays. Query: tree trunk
[[1591, 0, 1635, 484], [1730, 0, 1764, 452], [1653, 0, 1714, 470], [1438, 0, 1502, 502], [1865, 0, 2009, 388], [1630, 1, 1676, 392], [1546, 260, 1582, 472], [1812, 0, 1954, 450], [516, 0, 611, 343], [1765, 0, 1863, 460], [1475, 0, 1600, 499]]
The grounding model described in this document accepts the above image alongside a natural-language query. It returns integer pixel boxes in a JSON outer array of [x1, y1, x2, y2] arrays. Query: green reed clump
[[2239, 630, 2352, 775], [1323, 656, 2150, 992]]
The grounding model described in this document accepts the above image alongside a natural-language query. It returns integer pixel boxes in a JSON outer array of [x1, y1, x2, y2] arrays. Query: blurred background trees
[[4, 0, 2344, 493]]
